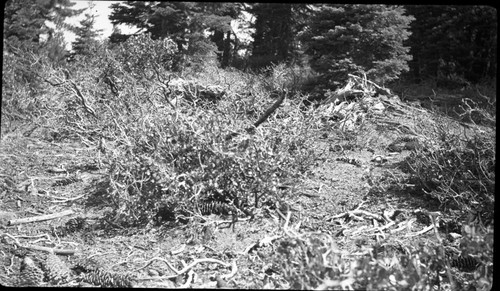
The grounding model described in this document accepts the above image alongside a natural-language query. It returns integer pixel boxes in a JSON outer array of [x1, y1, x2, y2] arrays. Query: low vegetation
[[1, 3, 495, 290]]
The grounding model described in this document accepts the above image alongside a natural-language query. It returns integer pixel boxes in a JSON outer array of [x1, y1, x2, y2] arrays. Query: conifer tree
[[300, 4, 414, 88], [70, 1, 103, 61], [248, 3, 311, 69], [108, 2, 241, 68], [405, 5, 496, 85]]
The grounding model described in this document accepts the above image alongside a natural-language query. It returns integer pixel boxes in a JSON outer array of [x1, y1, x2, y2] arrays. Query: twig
[[50, 194, 85, 203], [173, 258, 230, 277], [220, 260, 238, 280], [405, 224, 434, 237], [225, 90, 287, 141], [133, 257, 180, 274], [68, 81, 97, 118], [240, 235, 281, 255], [1, 233, 75, 255], [390, 219, 415, 233], [8, 210, 74, 225]]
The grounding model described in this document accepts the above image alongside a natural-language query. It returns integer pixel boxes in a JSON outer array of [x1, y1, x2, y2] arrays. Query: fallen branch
[[240, 235, 281, 255], [390, 218, 415, 234], [173, 258, 230, 278], [328, 209, 385, 223], [0, 233, 75, 255], [405, 224, 434, 237], [225, 90, 287, 141], [50, 194, 85, 203], [133, 257, 179, 274], [8, 209, 74, 226]]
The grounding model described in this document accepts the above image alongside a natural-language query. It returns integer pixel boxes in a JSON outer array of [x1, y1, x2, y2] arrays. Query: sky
[[63, 0, 135, 49], [62, 1, 253, 51]]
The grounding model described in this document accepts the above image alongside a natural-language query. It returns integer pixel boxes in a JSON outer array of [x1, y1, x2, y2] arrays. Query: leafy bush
[[276, 223, 493, 290], [403, 116, 495, 223], [55, 56, 323, 226], [112, 33, 179, 78], [1, 44, 58, 136]]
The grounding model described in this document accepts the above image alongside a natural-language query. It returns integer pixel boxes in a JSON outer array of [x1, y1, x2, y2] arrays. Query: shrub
[[276, 222, 493, 290], [403, 114, 495, 224], [112, 33, 179, 79], [57, 58, 323, 226]]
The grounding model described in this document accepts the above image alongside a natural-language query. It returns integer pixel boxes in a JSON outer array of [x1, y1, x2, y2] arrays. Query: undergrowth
[[2, 33, 494, 290]]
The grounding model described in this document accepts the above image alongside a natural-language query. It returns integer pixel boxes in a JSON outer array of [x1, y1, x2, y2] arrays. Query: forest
[[1, 1, 495, 289]]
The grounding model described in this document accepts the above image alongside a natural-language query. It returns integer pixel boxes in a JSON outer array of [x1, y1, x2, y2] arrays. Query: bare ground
[[0, 109, 489, 288]]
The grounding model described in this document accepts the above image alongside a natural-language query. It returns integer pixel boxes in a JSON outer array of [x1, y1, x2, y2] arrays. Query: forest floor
[[0, 94, 493, 289]]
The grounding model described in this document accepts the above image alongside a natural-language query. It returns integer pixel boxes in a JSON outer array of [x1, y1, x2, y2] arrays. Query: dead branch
[[0, 233, 75, 255], [68, 80, 97, 118], [8, 209, 74, 226], [50, 194, 85, 203], [225, 90, 287, 141], [133, 256, 179, 274], [24, 245, 75, 256], [405, 224, 434, 237], [348, 74, 391, 95], [173, 258, 231, 277], [328, 207, 386, 223], [240, 235, 281, 255]]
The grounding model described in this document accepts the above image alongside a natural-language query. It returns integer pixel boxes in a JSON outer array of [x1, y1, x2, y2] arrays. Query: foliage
[[404, 5, 497, 85], [111, 33, 179, 77], [4, 0, 83, 64], [276, 224, 493, 290], [69, 1, 103, 61], [2, 3, 495, 288], [109, 2, 239, 69], [2, 48, 44, 135], [43, 57, 323, 226], [403, 115, 495, 223], [248, 4, 312, 70], [248, 3, 293, 69], [300, 4, 414, 92]]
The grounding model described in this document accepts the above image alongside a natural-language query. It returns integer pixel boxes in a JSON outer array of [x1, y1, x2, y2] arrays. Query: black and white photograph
[[1, 2, 495, 289]]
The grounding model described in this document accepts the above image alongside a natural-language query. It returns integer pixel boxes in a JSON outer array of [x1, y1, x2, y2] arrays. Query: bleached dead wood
[[8, 209, 74, 225]]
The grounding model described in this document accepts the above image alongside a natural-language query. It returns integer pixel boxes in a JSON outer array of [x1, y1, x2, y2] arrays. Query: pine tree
[[405, 5, 496, 85], [70, 1, 103, 61], [249, 3, 304, 70], [300, 4, 414, 89], [108, 2, 241, 68]]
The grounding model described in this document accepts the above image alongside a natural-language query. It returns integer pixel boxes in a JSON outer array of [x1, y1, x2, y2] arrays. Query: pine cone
[[81, 269, 134, 288], [19, 257, 44, 286], [450, 255, 480, 272], [42, 253, 71, 284]]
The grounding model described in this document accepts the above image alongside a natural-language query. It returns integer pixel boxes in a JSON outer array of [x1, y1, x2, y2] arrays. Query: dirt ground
[[0, 112, 486, 288]]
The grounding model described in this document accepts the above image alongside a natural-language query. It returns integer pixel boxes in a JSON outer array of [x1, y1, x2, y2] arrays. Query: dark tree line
[[107, 3, 499, 86], [404, 5, 497, 84], [3, 2, 497, 87]]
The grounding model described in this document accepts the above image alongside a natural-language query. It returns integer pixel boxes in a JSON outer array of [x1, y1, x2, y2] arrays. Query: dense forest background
[[3, 1, 497, 97]]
